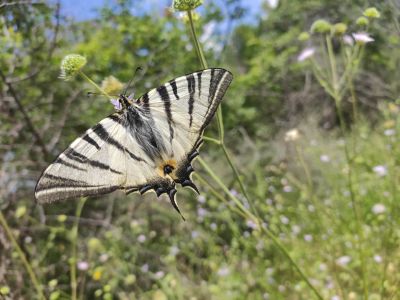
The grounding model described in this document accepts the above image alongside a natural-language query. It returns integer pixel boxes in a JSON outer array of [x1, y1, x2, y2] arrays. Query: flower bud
[[60, 54, 87, 81], [363, 7, 380, 19], [333, 23, 347, 35], [298, 32, 310, 41], [310, 19, 331, 34], [172, 0, 203, 11], [356, 16, 369, 26]]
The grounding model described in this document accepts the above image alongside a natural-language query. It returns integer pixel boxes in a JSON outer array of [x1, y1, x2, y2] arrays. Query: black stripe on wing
[[157, 84, 174, 142], [93, 121, 144, 162], [187, 74, 196, 127], [65, 148, 123, 174], [169, 79, 179, 100]]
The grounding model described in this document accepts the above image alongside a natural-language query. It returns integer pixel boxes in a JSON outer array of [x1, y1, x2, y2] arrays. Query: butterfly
[[35, 68, 233, 218]]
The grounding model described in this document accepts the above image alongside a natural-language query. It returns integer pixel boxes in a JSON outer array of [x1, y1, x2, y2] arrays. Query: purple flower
[[110, 98, 122, 110]]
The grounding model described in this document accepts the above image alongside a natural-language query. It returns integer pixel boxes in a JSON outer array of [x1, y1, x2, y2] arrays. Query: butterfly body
[[35, 68, 233, 217]]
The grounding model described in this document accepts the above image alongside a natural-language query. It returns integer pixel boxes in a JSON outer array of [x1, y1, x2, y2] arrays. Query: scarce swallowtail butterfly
[[35, 68, 233, 218]]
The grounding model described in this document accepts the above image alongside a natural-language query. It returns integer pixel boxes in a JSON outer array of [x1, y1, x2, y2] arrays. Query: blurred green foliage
[[1, 0, 400, 299]]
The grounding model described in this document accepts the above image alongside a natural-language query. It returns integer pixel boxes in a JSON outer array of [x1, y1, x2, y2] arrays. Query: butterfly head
[[114, 94, 135, 110]]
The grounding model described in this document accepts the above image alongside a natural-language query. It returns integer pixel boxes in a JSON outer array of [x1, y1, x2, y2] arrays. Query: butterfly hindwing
[[35, 68, 233, 210]]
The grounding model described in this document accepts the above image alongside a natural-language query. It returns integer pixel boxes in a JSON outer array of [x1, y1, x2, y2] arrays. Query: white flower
[[373, 165, 387, 177], [343, 35, 354, 46], [169, 245, 179, 256], [352, 32, 374, 44], [320, 154, 330, 162], [336, 255, 351, 266], [297, 47, 315, 62], [210, 223, 217, 230], [191, 230, 199, 238], [291, 225, 301, 235], [246, 219, 258, 230], [331, 296, 341, 300], [280, 215, 289, 224], [77, 261, 89, 271], [384, 129, 395, 136], [283, 185, 292, 193], [154, 271, 165, 279], [99, 253, 109, 262], [197, 195, 206, 203], [284, 128, 300, 141], [372, 203, 386, 214], [197, 207, 208, 217], [217, 266, 230, 277], [304, 234, 313, 242], [137, 234, 146, 243], [141, 264, 149, 272], [374, 254, 383, 263]]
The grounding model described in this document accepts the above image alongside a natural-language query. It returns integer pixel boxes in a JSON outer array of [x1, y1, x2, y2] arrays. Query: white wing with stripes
[[35, 68, 233, 217]]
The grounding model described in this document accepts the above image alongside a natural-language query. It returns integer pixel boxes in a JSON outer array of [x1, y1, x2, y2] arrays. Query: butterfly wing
[[34, 113, 151, 203], [134, 68, 233, 191]]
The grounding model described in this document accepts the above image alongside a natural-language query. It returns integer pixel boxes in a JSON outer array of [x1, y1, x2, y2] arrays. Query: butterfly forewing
[[35, 68, 233, 211]]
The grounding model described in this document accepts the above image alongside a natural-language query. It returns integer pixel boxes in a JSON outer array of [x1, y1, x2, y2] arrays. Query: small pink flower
[[343, 35, 354, 46], [77, 261, 89, 271], [297, 47, 315, 62], [352, 32, 374, 44]]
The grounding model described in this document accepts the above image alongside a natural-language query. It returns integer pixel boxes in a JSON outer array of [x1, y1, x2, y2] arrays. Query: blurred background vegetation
[[1, 0, 400, 299]]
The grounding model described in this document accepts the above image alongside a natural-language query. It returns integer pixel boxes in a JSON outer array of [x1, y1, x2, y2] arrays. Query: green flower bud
[[356, 16, 369, 26], [57, 214, 67, 222], [15, 205, 27, 218], [363, 7, 380, 19], [172, 0, 203, 11], [88, 237, 102, 251], [48, 279, 58, 288], [333, 23, 347, 35], [298, 32, 310, 41], [0, 286, 10, 295], [310, 19, 331, 34], [60, 54, 87, 81], [124, 274, 136, 285]]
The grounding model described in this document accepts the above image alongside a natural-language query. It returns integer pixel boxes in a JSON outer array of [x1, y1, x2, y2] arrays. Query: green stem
[[70, 198, 87, 300], [0, 211, 45, 300], [202, 136, 221, 145], [194, 173, 248, 220], [79, 71, 111, 99]]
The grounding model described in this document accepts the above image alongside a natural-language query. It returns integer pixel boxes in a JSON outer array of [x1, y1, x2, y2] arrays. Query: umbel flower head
[[363, 7, 380, 19], [60, 54, 87, 81], [310, 19, 331, 34], [172, 0, 203, 11]]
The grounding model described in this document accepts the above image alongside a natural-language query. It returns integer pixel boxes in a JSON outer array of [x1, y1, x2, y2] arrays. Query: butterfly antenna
[[87, 91, 118, 98], [123, 66, 143, 96]]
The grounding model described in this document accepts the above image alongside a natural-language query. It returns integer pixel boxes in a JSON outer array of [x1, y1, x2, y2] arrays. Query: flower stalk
[[185, 8, 323, 299], [0, 211, 45, 300]]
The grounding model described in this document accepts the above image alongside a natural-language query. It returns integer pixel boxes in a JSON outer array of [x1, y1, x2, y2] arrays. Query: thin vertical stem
[[70, 198, 87, 300], [0, 211, 45, 300]]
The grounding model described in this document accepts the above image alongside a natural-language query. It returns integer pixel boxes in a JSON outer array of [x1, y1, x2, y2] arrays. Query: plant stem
[[325, 34, 368, 299], [70, 198, 87, 300], [0, 211, 45, 300], [79, 71, 111, 99], [186, 10, 247, 204]]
